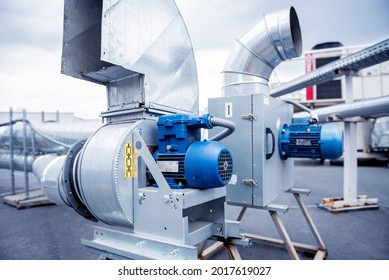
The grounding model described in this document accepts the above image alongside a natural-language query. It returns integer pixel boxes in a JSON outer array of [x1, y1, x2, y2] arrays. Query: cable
[[208, 117, 237, 141], [283, 99, 318, 123]]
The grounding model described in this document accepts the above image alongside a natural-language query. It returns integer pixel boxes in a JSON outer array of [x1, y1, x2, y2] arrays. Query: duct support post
[[239, 189, 327, 260], [321, 73, 379, 212], [9, 108, 15, 195], [3, 109, 52, 209], [22, 109, 30, 199]]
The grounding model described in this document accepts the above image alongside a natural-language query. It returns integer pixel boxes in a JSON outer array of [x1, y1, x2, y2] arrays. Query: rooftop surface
[[0, 161, 388, 260]]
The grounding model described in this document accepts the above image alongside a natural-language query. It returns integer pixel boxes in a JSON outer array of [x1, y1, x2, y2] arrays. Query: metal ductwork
[[0, 121, 102, 154], [222, 6, 302, 97], [62, 0, 199, 115], [0, 153, 35, 172]]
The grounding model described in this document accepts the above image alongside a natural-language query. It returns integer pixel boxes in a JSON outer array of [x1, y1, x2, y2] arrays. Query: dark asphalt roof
[[1, 161, 388, 260]]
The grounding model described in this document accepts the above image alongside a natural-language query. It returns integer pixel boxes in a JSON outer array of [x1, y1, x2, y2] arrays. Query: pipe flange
[[62, 140, 97, 222]]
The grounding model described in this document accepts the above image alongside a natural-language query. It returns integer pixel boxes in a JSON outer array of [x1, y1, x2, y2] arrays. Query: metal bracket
[[264, 204, 289, 214], [327, 114, 366, 123], [336, 69, 360, 76], [242, 179, 258, 186], [287, 188, 311, 196], [82, 226, 198, 260], [133, 129, 181, 210], [241, 114, 257, 121]]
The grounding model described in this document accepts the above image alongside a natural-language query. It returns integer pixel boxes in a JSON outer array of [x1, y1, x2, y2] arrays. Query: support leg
[[237, 206, 247, 222], [343, 120, 358, 202], [293, 193, 327, 259], [321, 74, 378, 212], [294, 193, 325, 250], [224, 243, 242, 260], [269, 211, 299, 260]]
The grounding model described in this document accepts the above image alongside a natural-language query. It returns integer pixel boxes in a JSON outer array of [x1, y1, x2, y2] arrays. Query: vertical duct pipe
[[221, 7, 302, 96]]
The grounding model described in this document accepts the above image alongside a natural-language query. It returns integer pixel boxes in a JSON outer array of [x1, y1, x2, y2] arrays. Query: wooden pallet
[[3, 189, 53, 209]]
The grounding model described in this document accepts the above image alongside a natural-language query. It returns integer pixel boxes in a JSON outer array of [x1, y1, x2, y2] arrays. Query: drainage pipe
[[222, 6, 302, 97]]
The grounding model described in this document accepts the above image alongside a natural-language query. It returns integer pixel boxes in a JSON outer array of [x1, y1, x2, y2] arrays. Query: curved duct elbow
[[222, 6, 302, 96]]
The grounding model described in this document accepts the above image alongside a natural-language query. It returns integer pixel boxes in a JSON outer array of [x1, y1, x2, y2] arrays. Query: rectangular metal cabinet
[[208, 94, 294, 207]]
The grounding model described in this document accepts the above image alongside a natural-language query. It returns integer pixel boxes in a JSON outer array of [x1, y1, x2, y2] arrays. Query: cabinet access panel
[[208, 94, 294, 207]]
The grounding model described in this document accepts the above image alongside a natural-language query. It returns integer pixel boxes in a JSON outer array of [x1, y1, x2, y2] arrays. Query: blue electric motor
[[154, 114, 233, 189], [279, 117, 343, 160]]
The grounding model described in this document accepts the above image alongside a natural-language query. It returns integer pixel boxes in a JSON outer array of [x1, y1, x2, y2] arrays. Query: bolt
[[169, 248, 179, 256], [137, 192, 145, 204], [216, 225, 223, 232], [223, 161, 228, 171], [162, 195, 170, 204], [166, 145, 171, 151]]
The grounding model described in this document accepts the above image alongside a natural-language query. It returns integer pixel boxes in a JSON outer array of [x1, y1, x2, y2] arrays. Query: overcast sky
[[1, 0, 388, 119]]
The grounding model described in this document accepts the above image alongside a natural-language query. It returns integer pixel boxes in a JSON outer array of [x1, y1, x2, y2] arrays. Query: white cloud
[[0, 45, 106, 119], [1, 0, 388, 119]]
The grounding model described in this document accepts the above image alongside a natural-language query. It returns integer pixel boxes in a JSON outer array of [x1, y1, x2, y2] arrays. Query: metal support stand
[[198, 189, 326, 260], [22, 109, 30, 199], [9, 108, 15, 195], [322, 74, 379, 212], [242, 189, 327, 260], [198, 238, 243, 260]]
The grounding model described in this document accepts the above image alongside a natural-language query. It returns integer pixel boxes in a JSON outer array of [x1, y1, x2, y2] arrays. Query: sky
[[1, 0, 388, 119]]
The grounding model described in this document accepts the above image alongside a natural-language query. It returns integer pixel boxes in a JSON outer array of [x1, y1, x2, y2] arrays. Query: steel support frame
[[242, 189, 327, 260], [197, 237, 245, 260], [9, 108, 15, 195], [198, 189, 326, 260], [82, 130, 245, 260], [22, 109, 30, 199]]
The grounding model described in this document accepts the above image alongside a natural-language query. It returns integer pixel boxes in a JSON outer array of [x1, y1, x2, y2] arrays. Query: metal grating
[[270, 39, 389, 97], [218, 150, 233, 183]]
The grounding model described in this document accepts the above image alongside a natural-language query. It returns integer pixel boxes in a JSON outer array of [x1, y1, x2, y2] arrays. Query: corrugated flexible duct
[[222, 7, 302, 97]]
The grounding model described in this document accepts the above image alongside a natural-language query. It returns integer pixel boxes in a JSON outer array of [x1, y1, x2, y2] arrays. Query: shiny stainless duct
[[62, 0, 199, 113], [222, 7, 302, 97], [32, 154, 59, 181], [33, 155, 69, 206]]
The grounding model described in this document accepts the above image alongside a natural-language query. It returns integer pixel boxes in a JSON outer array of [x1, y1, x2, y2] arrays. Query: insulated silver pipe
[[294, 96, 389, 123], [0, 121, 102, 154], [0, 153, 35, 172], [222, 7, 302, 97]]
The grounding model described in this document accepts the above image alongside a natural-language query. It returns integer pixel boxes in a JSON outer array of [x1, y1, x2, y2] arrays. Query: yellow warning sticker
[[124, 142, 137, 179]]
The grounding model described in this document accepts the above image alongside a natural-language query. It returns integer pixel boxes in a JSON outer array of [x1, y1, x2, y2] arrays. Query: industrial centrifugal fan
[[34, 0, 343, 260]]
